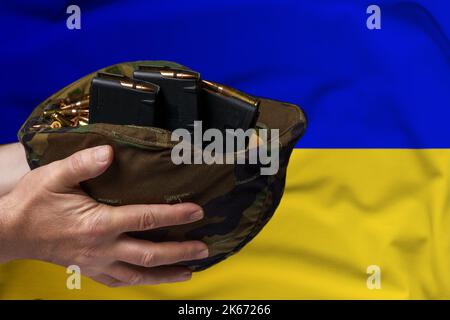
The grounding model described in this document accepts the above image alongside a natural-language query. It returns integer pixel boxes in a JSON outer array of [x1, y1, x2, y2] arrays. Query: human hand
[[0, 145, 208, 287]]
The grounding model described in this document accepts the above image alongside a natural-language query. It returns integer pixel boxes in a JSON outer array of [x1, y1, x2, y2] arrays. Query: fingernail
[[195, 248, 209, 259], [190, 209, 204, 221], [95, 146, 110, 163]]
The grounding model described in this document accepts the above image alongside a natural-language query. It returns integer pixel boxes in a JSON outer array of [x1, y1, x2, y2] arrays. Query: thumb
[[46, 145, 113, 190]]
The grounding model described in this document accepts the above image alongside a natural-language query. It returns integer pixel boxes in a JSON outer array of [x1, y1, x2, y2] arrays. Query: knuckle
[[126, 271, 144, 286], [89, 214, 106, 236], [83, 213, 108, 238], [36, 164, 59, 190], [140, 250, 156, 267], [69, 152, 86, 175], [77, 246, 99, 263], [140, 207, 158, 230]]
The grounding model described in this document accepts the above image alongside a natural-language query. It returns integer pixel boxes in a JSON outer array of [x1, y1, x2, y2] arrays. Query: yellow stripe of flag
[[1, 149, 449, 299]]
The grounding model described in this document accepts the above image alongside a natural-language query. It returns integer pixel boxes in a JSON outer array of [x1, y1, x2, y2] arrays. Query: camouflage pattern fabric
[[18, 61, 307, 271]]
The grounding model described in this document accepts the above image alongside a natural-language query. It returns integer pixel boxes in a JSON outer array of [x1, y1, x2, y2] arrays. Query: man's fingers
[[45, 145, 113, 191], [111, 235, 209, 268], [91, 274, 122, 288], [108, 203, 204, 234], [103, 262, 192, 286]]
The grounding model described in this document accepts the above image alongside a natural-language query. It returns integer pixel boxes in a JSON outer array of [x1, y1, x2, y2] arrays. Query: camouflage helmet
[[18, 61, 307, 271]]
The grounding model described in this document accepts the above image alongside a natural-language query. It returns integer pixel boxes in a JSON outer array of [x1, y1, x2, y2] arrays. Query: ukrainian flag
[[0, 0, 449, 299]]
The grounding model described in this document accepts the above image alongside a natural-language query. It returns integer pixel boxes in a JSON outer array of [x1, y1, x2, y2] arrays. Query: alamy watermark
[[66, 264, 81, 290], [366, 5, 381, 30], [66, 5, 81, 30], [366, 265, 381, 290], [171, 121, 280, 176]]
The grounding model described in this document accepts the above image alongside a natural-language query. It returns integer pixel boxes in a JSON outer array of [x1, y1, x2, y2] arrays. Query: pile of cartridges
[[38, 66, 260, 133], [36, 96, 90, 129]]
